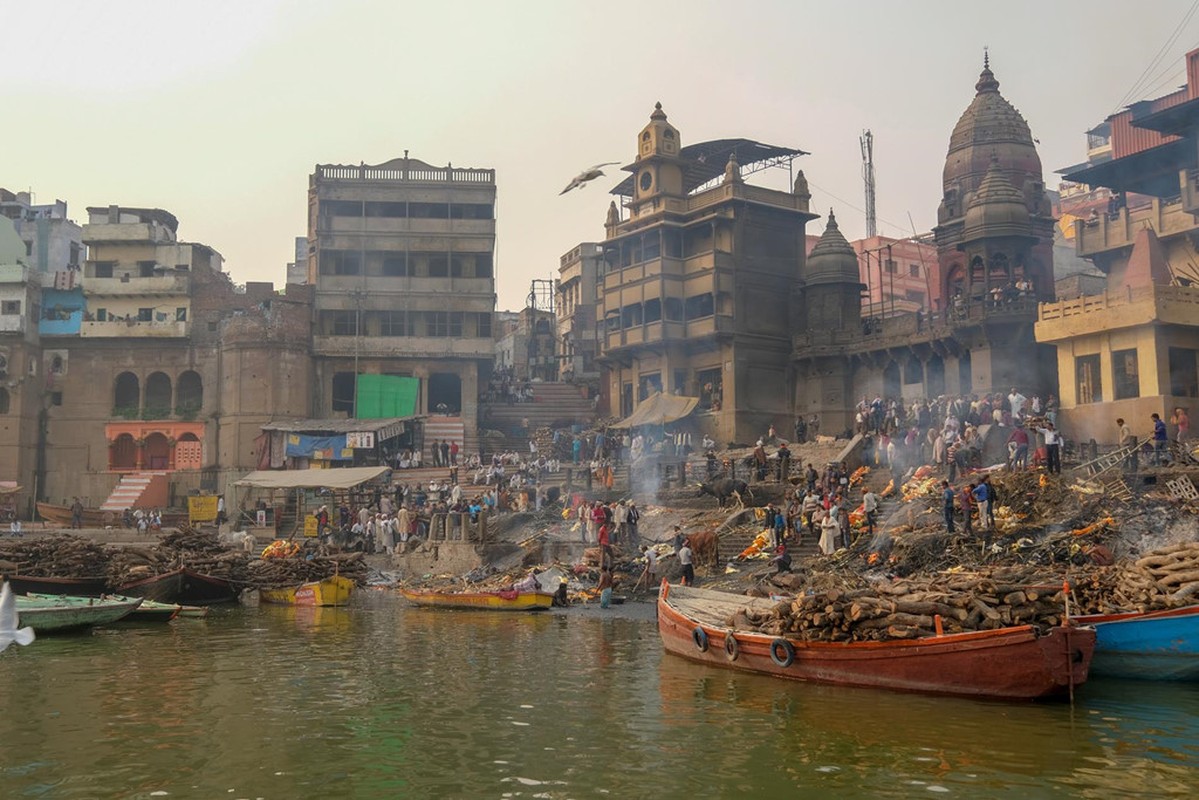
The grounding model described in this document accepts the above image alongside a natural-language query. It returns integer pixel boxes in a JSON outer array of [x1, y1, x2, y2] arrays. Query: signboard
[[188, 495, 218, 524], [303, 516, 318, 538], [346, 431, 376, 449], [256, 510, 267, 527]]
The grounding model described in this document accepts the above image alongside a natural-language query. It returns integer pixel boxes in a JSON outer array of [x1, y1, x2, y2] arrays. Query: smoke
[[630, 456, 660, 498]]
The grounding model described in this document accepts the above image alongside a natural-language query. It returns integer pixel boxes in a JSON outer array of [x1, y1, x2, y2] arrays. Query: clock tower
[[628, 102, 684, 218]]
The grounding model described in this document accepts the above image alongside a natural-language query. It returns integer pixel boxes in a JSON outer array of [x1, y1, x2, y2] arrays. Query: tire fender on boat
[[769, 637, 795, 667], [692, 626, 709, 652], [724, 631, 740, 661]]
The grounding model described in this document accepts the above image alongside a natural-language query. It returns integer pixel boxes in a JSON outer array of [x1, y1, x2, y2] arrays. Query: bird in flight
[[560, 162, 620, 195], [0, 581, 36, 653]]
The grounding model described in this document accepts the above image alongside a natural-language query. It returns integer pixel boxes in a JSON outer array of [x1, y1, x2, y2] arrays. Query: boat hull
[[261, 576, 355, 607], [399, 588, 554, 611], [15, 595, 143, 632], [7, 575, 108, 597], [118, 568, 236, 605], [658, 582, 1094, 700], [35, 501, 187, 529], [1074, 605, 1199, 681]]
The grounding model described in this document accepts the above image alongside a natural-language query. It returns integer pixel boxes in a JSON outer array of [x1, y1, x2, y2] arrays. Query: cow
[[684, 530, 720, 570], [697, 478, 752, 510]]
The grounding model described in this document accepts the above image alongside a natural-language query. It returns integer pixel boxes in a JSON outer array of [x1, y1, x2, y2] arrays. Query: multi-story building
[[0, 189, 83, 274], [494, 306, 557, 382], [307, 156, 496, 455], [596, 104, 815, 444], [1037, 47, 1199, 443], [0, 217, 41, 512], [556, 242, 603, 384]]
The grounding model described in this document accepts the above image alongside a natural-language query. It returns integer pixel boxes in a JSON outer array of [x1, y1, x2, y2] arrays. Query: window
[[450, 256, 465, 278], [1112, 349, 1139, 400], [885, 259, 897, 274], [1169, 347, 1199, 397], [96, 308, 108, 321], [94, 262, 115, 278], [663, 297, 683, 321], [685, 293, 714, 320], [364, 201, 406, 218], [622, 303, 642, 329], [1076, 354, 1102, 404], [450, 203, 493, 219], [175, 307, 187, 322], [68, 243, 80, 268], [477, 313, 492, 338], [0, 387, 8, 414], [449, 312, 463, 338], [323, 200, 363, 217], [475, 252, 494, 278], [382, 255, 408, 277], [673, 369, 687, 395], [379, 311, 411, 336], [328, 311, 358, 336], [321, 251, 361, 276], [644, 298, 662, 323], [24, 240, 33, 257], [427, 311, 449, 336], [427, 255, 449, 278], [697, 367, 722, 410], [0, 300, 20, 315], [638, 372, 661, 401], [409, 202, 448, 219], [138, 261, 156, 277], [137, 308, 153, 322], [51, 391, 62, 406], [909, 263, 920, 277]]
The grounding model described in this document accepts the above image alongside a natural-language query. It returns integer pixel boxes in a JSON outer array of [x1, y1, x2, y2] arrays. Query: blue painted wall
[[40, 287, 84, 335]]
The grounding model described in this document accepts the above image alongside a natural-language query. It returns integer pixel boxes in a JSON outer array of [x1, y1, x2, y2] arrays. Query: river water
[[2, 591, 1198, 799]]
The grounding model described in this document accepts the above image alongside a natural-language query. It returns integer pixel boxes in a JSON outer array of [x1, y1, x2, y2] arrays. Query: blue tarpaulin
[[285, 433, 354, 461]]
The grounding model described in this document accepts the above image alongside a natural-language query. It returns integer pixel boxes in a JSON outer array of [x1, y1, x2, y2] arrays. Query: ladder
[[1072, 442, 1139, 479], [1098, 473, 1133, 503]]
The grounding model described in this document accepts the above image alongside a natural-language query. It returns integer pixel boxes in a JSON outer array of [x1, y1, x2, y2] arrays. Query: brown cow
[[684, 530, 720, 570]]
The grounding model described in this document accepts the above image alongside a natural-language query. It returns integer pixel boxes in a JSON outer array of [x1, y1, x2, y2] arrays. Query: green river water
[[2, 591, 1198, 799]]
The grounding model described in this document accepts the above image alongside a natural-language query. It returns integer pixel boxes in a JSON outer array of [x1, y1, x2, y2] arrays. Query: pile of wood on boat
[[0, 535, 112, 578], [106, 524, 253, 588], [734, 543, 1199, 643], [247, 551, 368, 588]]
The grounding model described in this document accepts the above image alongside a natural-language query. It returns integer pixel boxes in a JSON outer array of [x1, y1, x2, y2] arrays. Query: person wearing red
[[597, 520, 612, 567]]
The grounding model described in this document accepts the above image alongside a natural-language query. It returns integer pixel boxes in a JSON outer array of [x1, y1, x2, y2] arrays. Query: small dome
[[943, 59, 1042, 200], [962, 160, 1032, 242], [806, 211, 861, 286]]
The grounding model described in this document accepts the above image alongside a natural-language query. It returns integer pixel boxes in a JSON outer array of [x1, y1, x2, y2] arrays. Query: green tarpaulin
[[355, 374, 419, 419]]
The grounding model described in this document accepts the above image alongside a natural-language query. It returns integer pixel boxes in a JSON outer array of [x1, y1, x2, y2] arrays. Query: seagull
[[560, 162, 620, 195], [0, 581, 36, 653]]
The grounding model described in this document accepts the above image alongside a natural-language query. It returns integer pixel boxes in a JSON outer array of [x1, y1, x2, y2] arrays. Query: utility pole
[[860, 130, 877, 239]]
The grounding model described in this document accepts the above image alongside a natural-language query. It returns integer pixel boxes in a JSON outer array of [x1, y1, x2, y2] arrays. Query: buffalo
[[697, 478, 751, 510], [684, 530, 720, 569]]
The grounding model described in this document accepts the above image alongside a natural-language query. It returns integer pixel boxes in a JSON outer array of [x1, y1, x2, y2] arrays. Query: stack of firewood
[[0, 535, 112, 577], [1072, 541, 1199, 614], [246, 552, 368, 588]]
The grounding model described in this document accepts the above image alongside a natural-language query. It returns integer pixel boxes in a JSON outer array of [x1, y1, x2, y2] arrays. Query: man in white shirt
[[1009, 388, 1027, 420], [1037, 422, 1061, 474], [677, 540, 694, 586]]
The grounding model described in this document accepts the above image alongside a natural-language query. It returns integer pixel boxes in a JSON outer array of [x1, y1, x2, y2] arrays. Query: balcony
[[0, 264, 33, 284], [318, 217, 494, 236], [1036, 284, 1199, 342], [0, 314, 28, 334], [315, 275, 494, 298], [602, 319, 705, 352], [80, 319, 190, 338], [1075, 195, 1198, 257], [312, 335, 493, 359], [84, 273, 191, 296]]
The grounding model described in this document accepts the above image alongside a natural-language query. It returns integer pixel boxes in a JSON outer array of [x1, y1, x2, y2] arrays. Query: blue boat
[[1073, 605, 1199, 681]]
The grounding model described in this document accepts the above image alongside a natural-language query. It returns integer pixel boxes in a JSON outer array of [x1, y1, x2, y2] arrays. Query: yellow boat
[[399, 588, 555, 611], [260, 575, 355, 607]]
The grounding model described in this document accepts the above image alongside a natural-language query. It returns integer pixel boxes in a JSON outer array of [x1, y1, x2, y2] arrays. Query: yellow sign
[[188, 496, 218, 524], [303, 516, 319, 538]]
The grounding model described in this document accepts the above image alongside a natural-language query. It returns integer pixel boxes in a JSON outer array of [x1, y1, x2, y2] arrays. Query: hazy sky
[[4, 1, 1196, 308]]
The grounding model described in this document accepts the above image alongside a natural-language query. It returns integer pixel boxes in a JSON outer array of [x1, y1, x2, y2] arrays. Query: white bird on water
[[0, 581, 36, 653], [559, 162, 619, 195]]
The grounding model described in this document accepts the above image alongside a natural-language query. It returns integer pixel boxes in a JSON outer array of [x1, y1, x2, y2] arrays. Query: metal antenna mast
[[860, 129, 877, 238]]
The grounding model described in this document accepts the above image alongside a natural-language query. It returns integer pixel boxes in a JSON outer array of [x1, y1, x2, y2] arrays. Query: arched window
[[114, 372, 139, 416], [144, 372, 172, 419], [177, 370, 203, 415], [0, 387, 9, 414], [112, 433, 136, 469]]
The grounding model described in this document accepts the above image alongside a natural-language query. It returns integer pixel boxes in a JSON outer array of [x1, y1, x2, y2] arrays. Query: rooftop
[[609, 138, 806, 197]]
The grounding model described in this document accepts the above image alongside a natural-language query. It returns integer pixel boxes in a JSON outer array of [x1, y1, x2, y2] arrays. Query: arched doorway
[[144, 432, 170, 470], [429, 372, 461, 414], [112, 433, 136, 469], [114, 372, 139, 416], [144, 372, 172, 418], [176, 432, 202, 470], [177, 370, 203, 416]]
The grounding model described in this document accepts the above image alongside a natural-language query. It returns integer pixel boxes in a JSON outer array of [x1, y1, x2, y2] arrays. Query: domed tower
[[934, 55, 1055, 305], [626, 102, 685, 222], [803, 211, 864, 332], [954, 160, 1038, 301]]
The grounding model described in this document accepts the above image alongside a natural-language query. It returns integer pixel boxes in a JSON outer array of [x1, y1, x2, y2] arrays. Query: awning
[[0, 482, 22, 496], [611, 391, 699, 428], [234, 466, 391, 490]]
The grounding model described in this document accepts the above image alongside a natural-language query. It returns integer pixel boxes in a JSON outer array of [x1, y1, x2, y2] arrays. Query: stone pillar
[[135, 440, 145, 470]]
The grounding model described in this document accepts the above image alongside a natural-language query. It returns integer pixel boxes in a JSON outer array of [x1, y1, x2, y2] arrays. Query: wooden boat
[[175, 605, 209, 619], [117, 567, 237, 605], [35, 501, 187, 529], [658, 582, 1095, 700], [7, 574, 108, 597], [260, 575, 355, 607], [1072, 604, 1199, 680], [15, 594, 143, 632], [399, 587, 555, 611], [25, 593, 180, 623]]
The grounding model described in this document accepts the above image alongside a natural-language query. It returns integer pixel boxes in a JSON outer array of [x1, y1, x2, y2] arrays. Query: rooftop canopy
[[611, 391, 698, 429], [610, 138, 806, 198], [234, 466, 391, 490]]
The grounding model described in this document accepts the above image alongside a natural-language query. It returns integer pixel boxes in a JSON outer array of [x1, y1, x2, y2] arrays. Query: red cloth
[[598, 524, 610, 546]]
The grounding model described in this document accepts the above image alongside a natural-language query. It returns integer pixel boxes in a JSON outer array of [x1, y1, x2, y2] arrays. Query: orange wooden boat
[[658, 582, 1095, 700], [36, 501, 187, 528]]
